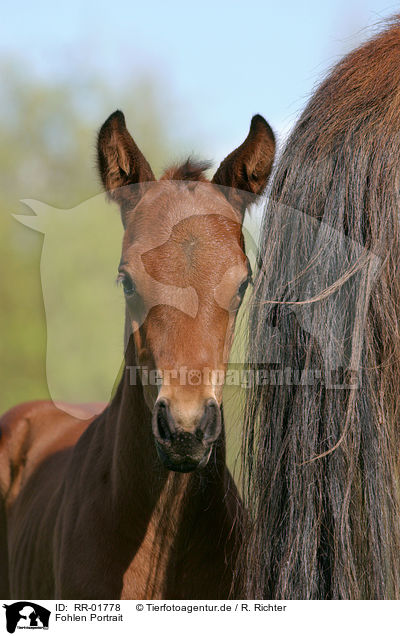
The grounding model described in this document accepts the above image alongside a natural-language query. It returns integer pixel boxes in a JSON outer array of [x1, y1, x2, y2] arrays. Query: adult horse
[[242, 17, 400, 599], [0, 111, 275, 599]]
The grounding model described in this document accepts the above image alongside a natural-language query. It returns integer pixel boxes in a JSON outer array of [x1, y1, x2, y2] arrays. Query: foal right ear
[[212, 114, 275, 217], [97, 110, 155, 221]]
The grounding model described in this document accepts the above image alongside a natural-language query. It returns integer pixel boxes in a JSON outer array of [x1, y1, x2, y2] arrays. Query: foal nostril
[[197, 398, 222, 445], [152, 398, 175, 444]]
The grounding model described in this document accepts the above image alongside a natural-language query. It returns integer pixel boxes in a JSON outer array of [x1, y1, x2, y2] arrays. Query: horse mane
[[242, 16, 400, 599], [160, 158, 212, 182]]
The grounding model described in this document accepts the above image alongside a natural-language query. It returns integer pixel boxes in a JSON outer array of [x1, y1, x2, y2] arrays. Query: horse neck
[[102, 318, 228, 534]]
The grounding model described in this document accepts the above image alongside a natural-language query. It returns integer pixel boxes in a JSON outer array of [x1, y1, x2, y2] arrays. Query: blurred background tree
[[0, 60, 188, 412]]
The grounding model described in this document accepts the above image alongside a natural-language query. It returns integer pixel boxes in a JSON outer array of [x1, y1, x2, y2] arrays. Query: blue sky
[[2, 0, 399, 161]]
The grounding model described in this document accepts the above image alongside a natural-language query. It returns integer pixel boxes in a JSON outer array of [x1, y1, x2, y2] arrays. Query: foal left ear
[[212, 115, 275, 217], [97, 110, 155, 224]]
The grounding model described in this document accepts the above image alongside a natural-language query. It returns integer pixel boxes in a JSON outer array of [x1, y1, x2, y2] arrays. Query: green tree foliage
[[0, 61, 175, 412]]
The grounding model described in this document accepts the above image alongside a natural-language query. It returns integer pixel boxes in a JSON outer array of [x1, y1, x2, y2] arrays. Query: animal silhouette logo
[[13, 190, 380, 401], [2, 602, 50, 633], [13, 190, 261, 415]]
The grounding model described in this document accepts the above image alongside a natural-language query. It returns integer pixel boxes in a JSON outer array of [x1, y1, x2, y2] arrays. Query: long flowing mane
[[242, 17, 400, 599]]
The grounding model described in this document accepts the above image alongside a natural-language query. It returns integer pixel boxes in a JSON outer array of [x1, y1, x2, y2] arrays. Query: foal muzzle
[[151, 397, 222, 472]]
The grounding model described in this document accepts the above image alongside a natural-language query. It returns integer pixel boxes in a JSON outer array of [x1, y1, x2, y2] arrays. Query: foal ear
[[212, 114, 275, 216], [97, 110, 155, 220]]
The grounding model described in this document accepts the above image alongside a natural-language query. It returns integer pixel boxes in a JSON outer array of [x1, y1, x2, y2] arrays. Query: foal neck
[[93, 332, 237, 598], [106, 336, 228, 527]]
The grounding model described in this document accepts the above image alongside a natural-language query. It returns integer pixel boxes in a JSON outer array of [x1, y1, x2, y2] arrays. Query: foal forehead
[[122, 183, 246, 289], [126, 180, 239, 242], [139, 213, 246, 289]]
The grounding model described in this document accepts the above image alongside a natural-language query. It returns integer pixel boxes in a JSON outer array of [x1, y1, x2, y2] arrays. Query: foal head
[[98, 110, 275, 472]]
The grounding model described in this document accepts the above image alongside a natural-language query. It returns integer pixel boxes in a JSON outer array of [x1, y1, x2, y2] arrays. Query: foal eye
[[117, 273, 136, 297], [229, 276, 251, 313], [237, 277, 250, 298]]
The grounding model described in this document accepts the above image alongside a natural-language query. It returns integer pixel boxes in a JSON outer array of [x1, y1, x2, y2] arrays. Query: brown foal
[[0, 111, 275, 599]]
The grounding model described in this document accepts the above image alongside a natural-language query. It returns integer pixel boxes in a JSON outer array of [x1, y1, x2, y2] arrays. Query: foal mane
[[242, 17, 400, 599], [161, 158, 212, 182]]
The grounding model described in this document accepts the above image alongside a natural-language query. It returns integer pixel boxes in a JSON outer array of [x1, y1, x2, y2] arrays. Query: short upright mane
[[161, 158, 212, 182]]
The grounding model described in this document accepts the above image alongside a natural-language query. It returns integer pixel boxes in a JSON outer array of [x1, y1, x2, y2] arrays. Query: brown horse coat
[[0, 112, 275, 599]]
